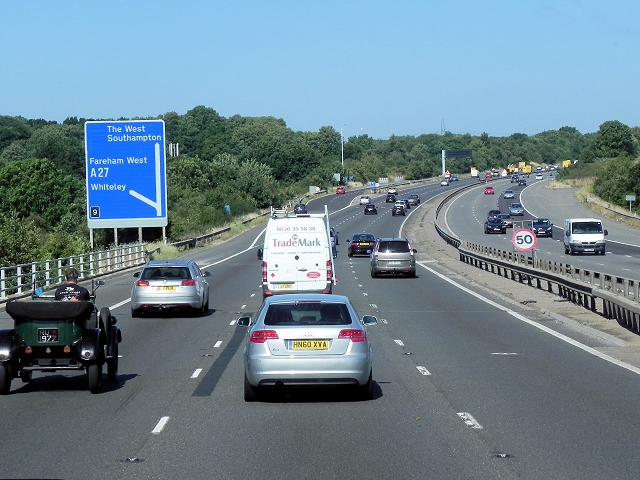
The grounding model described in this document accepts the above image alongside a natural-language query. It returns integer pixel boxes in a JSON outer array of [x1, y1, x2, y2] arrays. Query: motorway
[[2, 180, 640, 479]]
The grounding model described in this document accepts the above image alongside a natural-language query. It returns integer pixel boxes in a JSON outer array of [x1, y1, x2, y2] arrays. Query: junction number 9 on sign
[[512, 228, 537, 251]]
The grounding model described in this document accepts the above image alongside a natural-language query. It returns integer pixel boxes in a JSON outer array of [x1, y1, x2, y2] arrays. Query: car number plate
[[275, 284, 293, 289], [288, 340, 329, 350], [154, 286, 176, 291], [387, 261, 401, 265], [38, 328, 59, 343]]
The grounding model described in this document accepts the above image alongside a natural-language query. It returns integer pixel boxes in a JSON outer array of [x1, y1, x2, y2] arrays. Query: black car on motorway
[[391, 204, 406, 216], [530, 218, 553, 237], [347, 233, 377, 257], [385, 194, 396, 203], [364, 204, 377, 215], [484, 217, 507, 234]]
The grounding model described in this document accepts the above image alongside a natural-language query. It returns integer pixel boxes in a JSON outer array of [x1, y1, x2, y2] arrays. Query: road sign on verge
[[512, 228, 537, 251], [85, 120, 167, 228]]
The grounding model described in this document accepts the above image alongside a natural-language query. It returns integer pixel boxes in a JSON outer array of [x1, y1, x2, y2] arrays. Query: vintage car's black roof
[[6, 300, 94, 321]]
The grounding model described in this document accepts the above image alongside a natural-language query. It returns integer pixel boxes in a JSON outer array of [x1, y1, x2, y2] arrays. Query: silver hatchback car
[[130, 260, 212, 317], [237, 294, 377, 401], [370, 237, 417, 278]]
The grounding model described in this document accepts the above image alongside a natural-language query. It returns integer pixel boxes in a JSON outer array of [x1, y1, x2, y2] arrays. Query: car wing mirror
[[256, 248, 263, 260], [133, 271, 140, 277], [565, 231, 570, 237], [237, 316, 252, 327], [412, 249, 417, 253], [604, 229, 609, 236], [362, 315, 378, 326], [203, 271, 212, 277]]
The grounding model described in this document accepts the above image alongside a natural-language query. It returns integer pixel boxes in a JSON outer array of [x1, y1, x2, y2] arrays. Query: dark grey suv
[[370, 238, 417, 278]]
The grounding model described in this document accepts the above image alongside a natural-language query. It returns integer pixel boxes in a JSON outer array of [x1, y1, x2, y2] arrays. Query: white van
[[261, 206, 336, 297], [563, 218, 608, 255]]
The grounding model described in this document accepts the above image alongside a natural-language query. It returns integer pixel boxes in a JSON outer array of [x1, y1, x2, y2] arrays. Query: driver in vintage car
[[54, 268, 90, 301]]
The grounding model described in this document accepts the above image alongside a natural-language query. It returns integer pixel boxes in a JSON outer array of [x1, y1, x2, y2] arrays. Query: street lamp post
[[341, 125, 345, 174]]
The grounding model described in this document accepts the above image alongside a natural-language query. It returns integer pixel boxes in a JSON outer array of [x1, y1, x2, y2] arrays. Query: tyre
[[131, 307, 139, 318], [107, 342, 118, 382], [348, 252, 352, 257], [244, 373, 259, 402], [88, 363, 102, 394], [564, 245, 569, 254], [408, 270, 416, 278], [197, 298, 207, 317], [100, 307, 112, 346], [21, 370, 32, 383], [0, 362, 11, 394], [370, 270, 378, 278], [359, 371, 373, 400]]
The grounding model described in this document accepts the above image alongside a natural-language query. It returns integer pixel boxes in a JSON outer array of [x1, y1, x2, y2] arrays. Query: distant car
[[536, 166, 542, 171], [131, 259, 212, 317], [518, 179, 527, 186], [484, 217, 507, 234], [387, 187, 398, 195], [497, 213, 514, 228], [522, 173, 530, 178], [408, 194, 420, 205], [492, 171, 500, 177], [530, 218, 553, 237], [385, 193, 396, 203], [484, 186, 495, 195], [237, 293, 377, 401], [363, 204, 377, 215], [400, 199, 411, 210], [535, 173, 543, 180], [336, 186, 345, 194], [503, 190, 515, 199], [487, 209, 502, 218], [293, 203, 308, 214], [391, 203, 406, 216], [330, 227, 339, 245], [440, 179, 449, 186], [359, 196, 371, 205], [509, 202, 524, 216], [485, 173, 492, 179], [348, 233, 377, 257], [370, 237, 417, 278], [511, 175, 519, 183]]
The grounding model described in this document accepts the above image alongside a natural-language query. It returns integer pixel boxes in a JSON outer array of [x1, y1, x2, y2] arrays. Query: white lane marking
[[363, 292, 368, 296], [394, 339, 404, 346], [492, 352, 519, 355], [152, 416, 170, 434], [417, 260, 640, 376], [457, 412, 483, 429], [416, 366, 431, 375], [381, 319, 388, 324], [240, 304, 246, 310], [370, 304, 378, 309], [111, 298, 131, 309], [229, 319, 237, 325], [214, 341, 223, 348], [191, 368, 202, 378], [250, 293, 256, 297]]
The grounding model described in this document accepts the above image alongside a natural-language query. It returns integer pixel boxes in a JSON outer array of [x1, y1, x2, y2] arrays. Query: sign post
[[85, 120, 168, 234]]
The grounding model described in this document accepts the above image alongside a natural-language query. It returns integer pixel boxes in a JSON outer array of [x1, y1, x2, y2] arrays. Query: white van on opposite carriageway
[[563, 218, 608, 255], [261, 205, 336, 298]]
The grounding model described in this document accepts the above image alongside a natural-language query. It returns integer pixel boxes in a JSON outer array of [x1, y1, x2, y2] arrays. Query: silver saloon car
[[130, 259, 212, 317], [237, 294, 377, 401]]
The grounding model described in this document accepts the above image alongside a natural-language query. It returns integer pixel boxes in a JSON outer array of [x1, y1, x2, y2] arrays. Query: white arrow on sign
[[129, 142, 162, 216]]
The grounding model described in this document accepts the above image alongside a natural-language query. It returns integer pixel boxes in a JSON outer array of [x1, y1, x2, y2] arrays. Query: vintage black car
[[0, 281, 121, 394]]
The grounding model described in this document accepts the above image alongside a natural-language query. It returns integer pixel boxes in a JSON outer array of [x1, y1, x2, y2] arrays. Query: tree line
[[0, 106, 638, 266]]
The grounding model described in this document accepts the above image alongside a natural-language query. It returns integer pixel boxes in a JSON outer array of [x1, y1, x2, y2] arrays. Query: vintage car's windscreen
[[265, 303, 351, 326]]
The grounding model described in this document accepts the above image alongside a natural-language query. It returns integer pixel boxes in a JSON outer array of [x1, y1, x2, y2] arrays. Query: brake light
[[181, 279, 196, 286], [250, 330, 279, 343], [326, 260, 332, 282], [136, 280, 150, 287], [262, 261, 267, 282], [338, 329, 366, 342]]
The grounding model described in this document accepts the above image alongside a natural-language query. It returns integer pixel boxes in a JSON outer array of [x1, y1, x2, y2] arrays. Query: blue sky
[[2, 1, 639, 139]]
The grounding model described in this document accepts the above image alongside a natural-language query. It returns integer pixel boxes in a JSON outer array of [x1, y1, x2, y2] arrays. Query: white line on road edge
[[417, 260, 640, 376], [152, 416, 170, 434]]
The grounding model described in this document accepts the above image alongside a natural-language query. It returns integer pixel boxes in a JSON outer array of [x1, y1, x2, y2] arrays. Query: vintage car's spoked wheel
[[88, 363, 102, 393], [0, 362, 11, 394]]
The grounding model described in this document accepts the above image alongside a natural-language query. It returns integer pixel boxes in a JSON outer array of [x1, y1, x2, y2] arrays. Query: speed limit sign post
[[512, 228, 538, 265], [512, 228, 537, 251]]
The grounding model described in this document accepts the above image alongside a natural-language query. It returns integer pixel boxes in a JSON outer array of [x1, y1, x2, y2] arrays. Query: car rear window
[[265, 303, 351, 326], [142, 267, 191, 280], [377, 241, 410, 253]]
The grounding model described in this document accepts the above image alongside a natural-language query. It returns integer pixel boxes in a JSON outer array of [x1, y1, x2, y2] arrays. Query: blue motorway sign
[[85, 120, 167, 228]]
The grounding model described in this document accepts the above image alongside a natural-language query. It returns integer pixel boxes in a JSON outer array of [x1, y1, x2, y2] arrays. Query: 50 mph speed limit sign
[[512, 228, 538, 251]]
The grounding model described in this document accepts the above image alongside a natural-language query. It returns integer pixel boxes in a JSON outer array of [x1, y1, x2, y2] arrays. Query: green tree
[[591, 120, 636, 158], [0, 214, 41, 266], [25, 123, 85, 176], [0, 115, 31, 151]]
